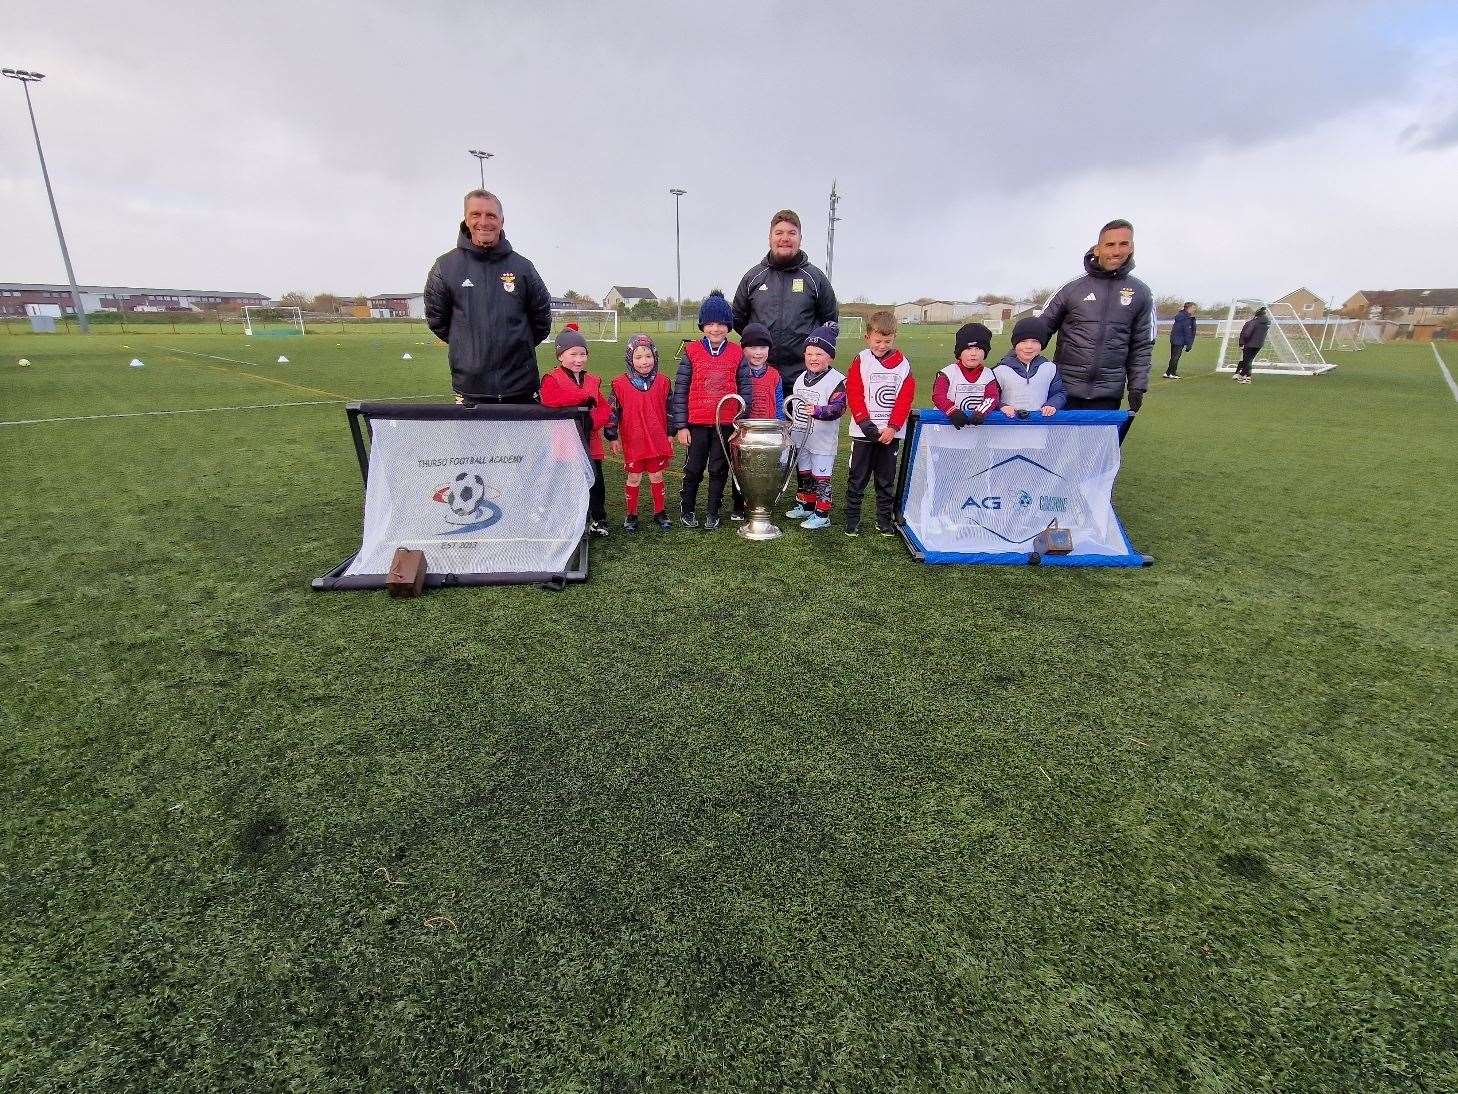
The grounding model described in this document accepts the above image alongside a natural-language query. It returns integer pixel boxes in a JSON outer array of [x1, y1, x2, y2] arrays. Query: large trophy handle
[[714, 393, 747, 494], [776, 395, 809, 501]]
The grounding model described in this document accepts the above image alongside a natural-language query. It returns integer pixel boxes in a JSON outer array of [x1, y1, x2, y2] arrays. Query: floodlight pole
[[669, 188, 686, 326], [468, 149, 493, 189], [826, 179, 842, 282], [4, 68, 89, 333]]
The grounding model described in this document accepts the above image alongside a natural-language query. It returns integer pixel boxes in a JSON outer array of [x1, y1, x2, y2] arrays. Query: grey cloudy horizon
[[4, 0, 1457, 308]]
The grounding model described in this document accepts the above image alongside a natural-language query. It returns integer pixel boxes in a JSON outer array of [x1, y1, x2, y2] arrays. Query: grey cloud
[[1407, 107, 1458, 149]]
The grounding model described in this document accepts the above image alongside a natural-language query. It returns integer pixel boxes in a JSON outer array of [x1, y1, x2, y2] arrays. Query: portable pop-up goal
[[314, 402, 595, 590]]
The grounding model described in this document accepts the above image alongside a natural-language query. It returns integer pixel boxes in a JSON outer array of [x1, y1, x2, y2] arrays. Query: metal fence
[[0, 312, 432, 335]]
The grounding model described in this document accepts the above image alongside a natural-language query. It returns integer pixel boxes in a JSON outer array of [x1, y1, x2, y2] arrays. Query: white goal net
[[243, 306, 304, 337], [1215, 300, 1333, 376], [549, 309, 618, 342], [1320, 319, 1365, 352]]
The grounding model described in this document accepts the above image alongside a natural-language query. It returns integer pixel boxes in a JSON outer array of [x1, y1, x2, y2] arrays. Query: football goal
[[1215, 300, 1334, 376], [550, 309, 618, 342], [1320, 319, 1364, 352], [837, 315, 865, 338], [243, 306, 304, 337]]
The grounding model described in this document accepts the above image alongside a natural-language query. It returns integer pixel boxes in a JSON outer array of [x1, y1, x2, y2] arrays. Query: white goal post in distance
[[242, 306, 304, 337], [837, 315, 865, 337], [1215, 299, 1334, 376], [1320, 318, 1365, 352], [550, 309, 619, 342]]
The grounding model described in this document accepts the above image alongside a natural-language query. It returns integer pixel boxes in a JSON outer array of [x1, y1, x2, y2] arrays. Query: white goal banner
[[898, 411, 1148, 566], [343, 414, 594, 580]]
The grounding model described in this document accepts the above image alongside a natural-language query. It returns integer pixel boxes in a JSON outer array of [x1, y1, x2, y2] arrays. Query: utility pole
[[468, 149, 493, 189], [826, 179, 843, 283], [4, 67, 89, 332], [669, 188, 687, 328]]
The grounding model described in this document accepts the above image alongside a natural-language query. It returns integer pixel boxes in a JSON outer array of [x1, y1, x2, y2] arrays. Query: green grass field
[[3, 326, 1456, 1092]]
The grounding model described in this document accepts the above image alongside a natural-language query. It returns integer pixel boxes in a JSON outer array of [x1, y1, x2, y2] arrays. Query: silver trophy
[[716, 394, 806, 541]]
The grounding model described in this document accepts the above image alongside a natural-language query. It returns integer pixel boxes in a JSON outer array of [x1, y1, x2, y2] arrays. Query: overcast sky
[[4, 0, 1456, 306]]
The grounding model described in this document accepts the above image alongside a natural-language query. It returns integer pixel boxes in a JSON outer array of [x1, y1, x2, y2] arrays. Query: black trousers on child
[[1166, 344, 1186, 376], [589, 458, 606, 522], [680, 424, 733, 518], [846, 438, 899, 530]]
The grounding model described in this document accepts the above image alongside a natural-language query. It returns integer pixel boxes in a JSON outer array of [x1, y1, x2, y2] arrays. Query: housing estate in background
[[366, 292, 426, 319], [0, 282, 268, 317], [1341, 288, 1458, 341], [603, 286, 657, 310], [1273, 287, 1327, 320], [892, 299, 1019, 325]]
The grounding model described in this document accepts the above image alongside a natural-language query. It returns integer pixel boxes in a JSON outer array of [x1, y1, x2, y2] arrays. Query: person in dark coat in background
[[1234, 307, 1270, 384], [424, 190, 552, 404], [1165, 301, 1197, 379]]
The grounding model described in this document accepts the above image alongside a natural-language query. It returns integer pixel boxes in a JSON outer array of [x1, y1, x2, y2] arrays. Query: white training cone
[[17, 358, 30, 367], [401, 352, 413, 360], [129, 358, 145, 368], [276, 355, 289, 363]]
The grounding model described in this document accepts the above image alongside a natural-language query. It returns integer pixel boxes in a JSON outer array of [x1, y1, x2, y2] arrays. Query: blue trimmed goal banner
[[896, 410, 1150, 567]]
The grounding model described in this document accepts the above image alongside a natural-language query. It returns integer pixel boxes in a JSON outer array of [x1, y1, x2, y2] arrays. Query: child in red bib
[[539, 324, 613, 536], [607, 334, 674, 532], [668, 291, 752, 530]]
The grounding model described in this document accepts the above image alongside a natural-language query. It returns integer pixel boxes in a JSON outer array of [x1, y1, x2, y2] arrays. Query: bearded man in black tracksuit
[[731, 209, 838, 392], [1037, 219, 1155, 421], [424, 190, 552, 405]]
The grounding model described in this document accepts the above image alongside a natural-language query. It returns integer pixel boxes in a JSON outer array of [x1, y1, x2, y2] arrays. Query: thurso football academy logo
[[432, 472, 503, 534]]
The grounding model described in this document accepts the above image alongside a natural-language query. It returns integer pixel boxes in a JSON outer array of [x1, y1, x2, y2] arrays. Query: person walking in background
[[1165, 301, 1197, 379], [1234, 306, 1270, 384]]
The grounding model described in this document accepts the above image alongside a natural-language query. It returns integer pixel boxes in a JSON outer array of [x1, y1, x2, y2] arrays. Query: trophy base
[[737, 516, 782, 541]]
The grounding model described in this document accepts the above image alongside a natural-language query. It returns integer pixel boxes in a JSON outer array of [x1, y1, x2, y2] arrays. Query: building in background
[[367, 293, 425, 318], [1274, 287, 1326, 320], [1341, 288, 1458, 341], [892, 299, 1007, 324], [603, 286, 657, 311], [0, 282, 268, 316]]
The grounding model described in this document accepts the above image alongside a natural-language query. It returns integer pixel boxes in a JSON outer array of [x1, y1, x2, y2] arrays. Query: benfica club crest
[[501, 272, 516, 293], [1119, 287, 1134, 307]]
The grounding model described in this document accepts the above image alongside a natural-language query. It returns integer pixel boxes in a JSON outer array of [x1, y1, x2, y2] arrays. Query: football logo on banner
[[432, 472, 503, 534]]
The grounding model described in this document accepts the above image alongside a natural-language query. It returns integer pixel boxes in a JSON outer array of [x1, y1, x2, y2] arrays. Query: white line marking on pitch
[[1432, 343, 1458, 404], [0, 395, 446, 427]]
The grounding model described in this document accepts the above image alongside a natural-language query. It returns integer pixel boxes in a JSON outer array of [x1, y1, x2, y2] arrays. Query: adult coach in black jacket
[[1037, 219, 1155, 414], [731, 209, 837, 391], [424, 190, 552, 404]]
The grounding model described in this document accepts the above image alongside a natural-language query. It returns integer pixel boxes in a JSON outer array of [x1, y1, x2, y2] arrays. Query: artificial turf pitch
[[2, 327, 1455, 1091]]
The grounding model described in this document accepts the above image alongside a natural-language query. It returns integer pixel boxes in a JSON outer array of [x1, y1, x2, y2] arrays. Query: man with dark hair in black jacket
[[424, 190, 552, 405], [1037, 219, 1155, 417], [731, 209, 838, 391]]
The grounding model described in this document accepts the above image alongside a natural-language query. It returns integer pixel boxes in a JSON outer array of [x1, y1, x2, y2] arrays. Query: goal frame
[[1319, 318, 1364, 352], [549, 309, 619, 342], [1215, 299, 1335, 376], [243, 305, 305, 337]]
